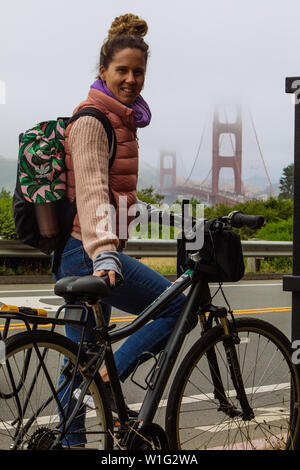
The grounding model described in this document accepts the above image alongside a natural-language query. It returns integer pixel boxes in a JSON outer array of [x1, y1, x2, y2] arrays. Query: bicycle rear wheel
[[0, 330, 113, 450], [166, 317, 300, 450]]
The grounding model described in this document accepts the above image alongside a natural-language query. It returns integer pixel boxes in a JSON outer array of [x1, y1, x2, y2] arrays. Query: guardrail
[[0, 239, 293, 259]]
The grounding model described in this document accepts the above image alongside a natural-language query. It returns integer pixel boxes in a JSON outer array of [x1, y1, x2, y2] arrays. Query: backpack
[[177, 219, 245, 282], [12, 107, 116, 274]]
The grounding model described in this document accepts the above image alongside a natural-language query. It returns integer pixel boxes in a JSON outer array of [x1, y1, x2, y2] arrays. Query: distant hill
[[0, 156, 17, 192]]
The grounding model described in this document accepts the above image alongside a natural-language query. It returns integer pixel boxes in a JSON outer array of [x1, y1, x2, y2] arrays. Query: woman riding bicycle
[[54, 13, 186, 446]]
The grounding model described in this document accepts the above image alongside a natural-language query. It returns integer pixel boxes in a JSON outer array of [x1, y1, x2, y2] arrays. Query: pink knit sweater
[[68, 116, 119, 261]]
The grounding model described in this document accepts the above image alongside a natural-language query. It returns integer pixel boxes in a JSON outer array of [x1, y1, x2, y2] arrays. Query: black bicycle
[[0, 211, 299, 451]]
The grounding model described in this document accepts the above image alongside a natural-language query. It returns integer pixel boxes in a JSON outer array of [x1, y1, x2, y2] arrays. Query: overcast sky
[[1, 0, 300, 188]]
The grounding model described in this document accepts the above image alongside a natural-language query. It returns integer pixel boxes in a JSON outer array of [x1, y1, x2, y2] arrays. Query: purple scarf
[[91, 78, 151, 128]]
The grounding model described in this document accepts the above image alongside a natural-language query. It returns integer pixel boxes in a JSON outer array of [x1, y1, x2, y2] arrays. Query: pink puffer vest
[[64, 89, 139, 242]]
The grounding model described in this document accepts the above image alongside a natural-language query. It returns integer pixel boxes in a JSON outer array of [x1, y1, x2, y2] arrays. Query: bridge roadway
[[0, 279, 293, 448], [164, 185, 243, 206]]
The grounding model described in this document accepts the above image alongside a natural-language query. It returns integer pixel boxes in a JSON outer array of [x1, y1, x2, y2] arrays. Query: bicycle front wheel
[[0, 330, 113, 450], [166, 317, 300, 450]]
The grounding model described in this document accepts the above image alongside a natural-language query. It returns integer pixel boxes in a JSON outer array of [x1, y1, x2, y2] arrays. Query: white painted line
[[196, 407, 289, 432], [0, 283, 283, 295], [0, 382, 290, 430], [0, 409, 97, 431], [0, 296, 61, 313], [0, 290, 54, 294]]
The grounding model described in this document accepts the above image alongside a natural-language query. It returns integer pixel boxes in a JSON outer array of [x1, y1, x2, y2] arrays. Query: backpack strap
[[66, 107, 116, 165], [52, 108, 116, 275]]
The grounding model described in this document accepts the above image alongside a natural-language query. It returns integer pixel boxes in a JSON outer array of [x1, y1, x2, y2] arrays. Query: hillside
[[0, 156, 17, 192]]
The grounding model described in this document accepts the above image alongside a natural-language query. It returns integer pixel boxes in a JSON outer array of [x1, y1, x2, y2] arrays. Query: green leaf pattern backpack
[[13, 107, 116, 274]]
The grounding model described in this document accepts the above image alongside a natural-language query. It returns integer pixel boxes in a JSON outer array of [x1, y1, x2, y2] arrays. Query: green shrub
[[204, 197, 293, 240], [255, 217, 293, 241], [0, 188, 296, 274], [0, 197, 17, 240], [260, 257, 292, 273], [0, 258, 52, 276]]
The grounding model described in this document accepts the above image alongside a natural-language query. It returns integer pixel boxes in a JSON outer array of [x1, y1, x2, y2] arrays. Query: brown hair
[[98, 14, 149, 72]]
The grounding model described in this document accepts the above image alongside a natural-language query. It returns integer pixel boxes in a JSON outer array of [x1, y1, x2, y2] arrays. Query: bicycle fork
[[202, 307, 254, 421]]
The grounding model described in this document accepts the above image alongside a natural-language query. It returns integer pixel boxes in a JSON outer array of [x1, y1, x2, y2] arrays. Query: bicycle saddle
[[54, 275, 110, 304]]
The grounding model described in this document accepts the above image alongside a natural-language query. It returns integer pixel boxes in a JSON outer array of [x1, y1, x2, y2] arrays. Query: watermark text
[[95, 199, 205, 250]]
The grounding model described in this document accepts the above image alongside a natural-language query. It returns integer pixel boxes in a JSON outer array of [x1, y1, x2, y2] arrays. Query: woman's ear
[[99, 65, 106, 82]]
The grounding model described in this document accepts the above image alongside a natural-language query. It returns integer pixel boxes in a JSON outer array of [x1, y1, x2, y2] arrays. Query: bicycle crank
[[125, 423, 169, 450]]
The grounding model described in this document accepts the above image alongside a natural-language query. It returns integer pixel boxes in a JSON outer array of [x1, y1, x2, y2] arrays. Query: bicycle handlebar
[[135, 201, 264, 231], [228, 211, 264, 230]]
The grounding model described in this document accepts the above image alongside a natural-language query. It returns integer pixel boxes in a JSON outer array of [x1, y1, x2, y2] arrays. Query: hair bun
[[108, 13, 148, 40]]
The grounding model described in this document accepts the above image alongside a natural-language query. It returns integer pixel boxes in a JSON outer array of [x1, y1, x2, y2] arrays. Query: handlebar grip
[[229, 211, 265, 229]]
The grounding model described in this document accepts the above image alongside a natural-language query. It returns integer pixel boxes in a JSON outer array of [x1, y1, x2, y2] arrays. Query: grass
[[140, 256, 292, 277], [139, 257, 177, 276], [0, 258, 52, 276]]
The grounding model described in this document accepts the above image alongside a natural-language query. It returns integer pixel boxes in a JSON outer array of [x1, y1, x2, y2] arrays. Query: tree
[[279, 163, 294, 200], [0, 187, 11, 199], [137, 186, 164, 205]]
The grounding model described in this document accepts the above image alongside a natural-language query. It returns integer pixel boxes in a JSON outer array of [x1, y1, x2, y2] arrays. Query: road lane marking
[[0, 281, 285, 295], [195, 407, 289, 433], [233, 306, 291, 314], [0, 307, 292, 332], [0, 382, 290, 431], [180, 382, 290, 405], [0, 296, 59, 313]]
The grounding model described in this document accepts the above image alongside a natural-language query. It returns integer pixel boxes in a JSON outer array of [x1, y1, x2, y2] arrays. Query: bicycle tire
[[0, 330, 113, 450], [165, 317, 300, 450]]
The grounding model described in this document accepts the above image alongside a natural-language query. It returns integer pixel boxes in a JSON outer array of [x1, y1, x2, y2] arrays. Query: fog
[[1, 0, 299, 187]]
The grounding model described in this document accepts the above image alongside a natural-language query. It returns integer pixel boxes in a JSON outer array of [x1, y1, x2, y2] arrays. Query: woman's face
[[100, 48, 146, 105]]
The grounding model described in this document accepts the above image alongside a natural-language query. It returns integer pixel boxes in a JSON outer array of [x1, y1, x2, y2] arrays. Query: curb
[[0, 272, 286, 285], [0, 275, 54, 285]]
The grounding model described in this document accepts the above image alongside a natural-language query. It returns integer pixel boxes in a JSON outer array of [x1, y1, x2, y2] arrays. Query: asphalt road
[[0, 279, 292, 398], [0, 278, 294, 446]]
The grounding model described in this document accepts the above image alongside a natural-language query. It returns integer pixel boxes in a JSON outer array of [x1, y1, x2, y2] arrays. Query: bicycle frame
[[0, 267, 245, 447], [0, 269, 211, 426], [1, 211, 282, 449]]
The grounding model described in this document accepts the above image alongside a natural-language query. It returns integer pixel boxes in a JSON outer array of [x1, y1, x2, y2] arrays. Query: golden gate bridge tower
[[159, 151, 177, 192], [158, 104, 274, 205], [211, 106, 243, 204]]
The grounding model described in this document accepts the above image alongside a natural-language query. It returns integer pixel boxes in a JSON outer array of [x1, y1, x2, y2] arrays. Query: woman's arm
[[69, 116, 121, 285]]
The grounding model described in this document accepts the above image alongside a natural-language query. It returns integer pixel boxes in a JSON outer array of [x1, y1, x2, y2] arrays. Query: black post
[[283, 77, 300, 450], [283, 78, 300, 334]]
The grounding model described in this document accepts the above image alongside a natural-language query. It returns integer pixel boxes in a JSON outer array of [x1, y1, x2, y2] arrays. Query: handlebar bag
[[177, 220, 245, 282]]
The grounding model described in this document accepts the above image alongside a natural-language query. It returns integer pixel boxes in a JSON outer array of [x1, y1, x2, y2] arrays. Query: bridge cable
[[248, 106, 275, 197], [199, 167, 212, 186], [181, 118, 208, 187]]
